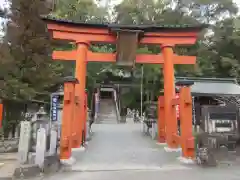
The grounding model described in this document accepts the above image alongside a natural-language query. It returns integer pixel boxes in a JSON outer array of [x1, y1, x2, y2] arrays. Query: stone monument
[[18, 121, 31, 164]]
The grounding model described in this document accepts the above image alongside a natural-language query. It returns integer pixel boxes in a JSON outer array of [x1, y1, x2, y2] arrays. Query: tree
[[50, 0, 240, 104], [198, 17, 240, 78], [52, 0, 109, 23], [0, 8, 6, 18], [52, 0, 117, 96], [0, 0, 63, 101], [172, 0, 240, 78]]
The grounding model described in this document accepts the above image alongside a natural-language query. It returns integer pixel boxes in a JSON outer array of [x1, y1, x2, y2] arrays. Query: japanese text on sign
[[51, 95, 59, 121]]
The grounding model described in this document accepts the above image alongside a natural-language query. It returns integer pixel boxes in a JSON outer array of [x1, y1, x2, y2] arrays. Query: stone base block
[[13, 155, 61, 179], [72, 146, 85, 152], [164, 147, 182, 152], [156, 142, 167, 146], [60, 156, 76, 166], [177, 156, 195, 165]]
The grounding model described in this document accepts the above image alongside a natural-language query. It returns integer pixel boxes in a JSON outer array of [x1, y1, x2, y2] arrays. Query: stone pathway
[[35, 122, 240, 180], [71, 123, 183, 172], [0, 153, 18, 179]]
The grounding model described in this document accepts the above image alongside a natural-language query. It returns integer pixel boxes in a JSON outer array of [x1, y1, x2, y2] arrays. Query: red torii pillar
[[72, 42, 88, 148], [179, 83, 195, 159], [60, 77, 78, 159], [172, 80, 195, 159], [162, 44, 178, 148], [43, 17, 206, 150]]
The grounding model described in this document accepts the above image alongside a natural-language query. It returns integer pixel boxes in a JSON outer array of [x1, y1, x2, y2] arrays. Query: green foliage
[[1, 0, 239, 108], [0, 0, 63, 101], [52, 0, 109, 23], [50, 0, 240, 105]]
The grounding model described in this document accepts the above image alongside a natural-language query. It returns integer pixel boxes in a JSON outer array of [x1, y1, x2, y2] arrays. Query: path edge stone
[[13, 155, 62, 179]]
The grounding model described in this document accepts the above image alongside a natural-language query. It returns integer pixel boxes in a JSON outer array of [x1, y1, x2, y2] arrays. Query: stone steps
[[97, 99, 117, 124]]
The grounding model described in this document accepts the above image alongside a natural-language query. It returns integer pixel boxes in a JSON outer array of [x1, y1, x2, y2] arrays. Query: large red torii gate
[[42, 17, 206, 161]]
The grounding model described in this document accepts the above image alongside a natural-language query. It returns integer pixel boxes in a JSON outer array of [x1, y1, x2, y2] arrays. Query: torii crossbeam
[[42, 16, 206, 160]]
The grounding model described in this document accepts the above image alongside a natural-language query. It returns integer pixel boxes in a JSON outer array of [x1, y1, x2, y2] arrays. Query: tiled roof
[[42, 16, 208, 32], [175, 77, 240, 96]]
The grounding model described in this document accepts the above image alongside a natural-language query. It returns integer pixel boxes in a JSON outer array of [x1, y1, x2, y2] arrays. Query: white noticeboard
[[35, 128, 46, 168], [18, 121, 31, 164]]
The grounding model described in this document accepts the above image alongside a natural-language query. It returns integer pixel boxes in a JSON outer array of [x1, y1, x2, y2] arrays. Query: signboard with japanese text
[[51, 95, 59, 121]]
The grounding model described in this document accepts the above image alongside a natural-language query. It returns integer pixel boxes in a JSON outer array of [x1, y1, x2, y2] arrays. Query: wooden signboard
[[115, 29, 142, 67]]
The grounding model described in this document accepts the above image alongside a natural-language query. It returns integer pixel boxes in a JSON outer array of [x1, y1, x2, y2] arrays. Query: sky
[[0, 0, 7, 8]]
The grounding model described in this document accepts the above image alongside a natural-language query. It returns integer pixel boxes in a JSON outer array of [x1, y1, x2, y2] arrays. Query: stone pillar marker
[[151, 122, 157, 140], [49, 130, 58, 156], [35, 128, 46, 168], [18, 121, 31, 164]]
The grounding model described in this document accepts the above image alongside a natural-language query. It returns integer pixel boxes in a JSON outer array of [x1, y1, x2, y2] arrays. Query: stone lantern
[[31, 106, 50, 152]]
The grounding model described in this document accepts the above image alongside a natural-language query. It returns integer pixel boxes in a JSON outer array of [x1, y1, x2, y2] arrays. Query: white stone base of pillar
[[156, 142, 167, 146], [164, 147, 182, 152], [60, 156, 76, 166], [177, 156, 195, 164], [72, 146, 85, 152]]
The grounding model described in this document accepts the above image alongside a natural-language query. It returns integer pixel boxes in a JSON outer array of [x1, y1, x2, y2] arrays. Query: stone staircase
[[97, 99, 118, 124]]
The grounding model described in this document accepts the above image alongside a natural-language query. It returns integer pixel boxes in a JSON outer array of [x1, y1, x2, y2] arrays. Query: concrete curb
[[0, 161, 17, 179], [0, 153, 18, 161], [0, 176, 13, 180], [13, 155, 61, 179], [0, 164, 15, 180], [14, 164, 41, 179]]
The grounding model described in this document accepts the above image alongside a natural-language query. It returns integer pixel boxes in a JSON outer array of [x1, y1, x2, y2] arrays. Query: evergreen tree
[[0, 0, 62, 100]]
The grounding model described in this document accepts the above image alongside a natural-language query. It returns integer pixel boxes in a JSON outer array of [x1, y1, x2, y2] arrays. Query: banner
[[192, 96, 196, 125], [176, 93, 180, 119]]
